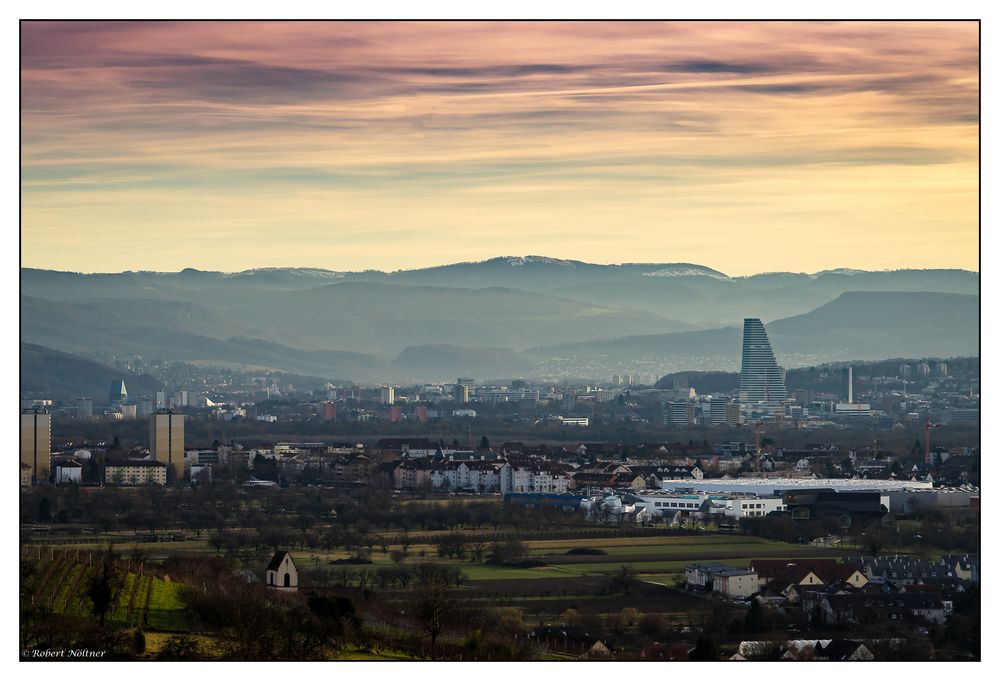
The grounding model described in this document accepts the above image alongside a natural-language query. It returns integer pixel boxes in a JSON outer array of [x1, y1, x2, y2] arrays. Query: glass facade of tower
[[739, 318, 788, 405]]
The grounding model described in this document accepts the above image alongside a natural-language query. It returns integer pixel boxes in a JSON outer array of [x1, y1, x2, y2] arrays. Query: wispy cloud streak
[[20, 21, 978, 274]]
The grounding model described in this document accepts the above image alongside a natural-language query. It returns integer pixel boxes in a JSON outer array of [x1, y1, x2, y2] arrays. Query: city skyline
[[21, 21, 978, 275]]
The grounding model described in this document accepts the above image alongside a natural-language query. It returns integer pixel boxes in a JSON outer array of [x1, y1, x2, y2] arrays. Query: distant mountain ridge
[[20, 258, 979, 384], [528, 291, 979, 378]]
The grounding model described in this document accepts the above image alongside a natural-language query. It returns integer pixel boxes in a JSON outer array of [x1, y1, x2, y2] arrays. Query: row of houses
[[392, 457, 572, 494], [389, 456, 707, 494], [686, 556, 974, 629], [854, 554, 979, 584]]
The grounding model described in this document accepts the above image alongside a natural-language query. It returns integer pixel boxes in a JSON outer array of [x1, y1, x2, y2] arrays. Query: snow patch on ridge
[[643, 266, 730, 280]]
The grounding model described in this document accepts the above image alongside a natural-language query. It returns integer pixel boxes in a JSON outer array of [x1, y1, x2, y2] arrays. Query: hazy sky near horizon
[[21, 21, 979, 275]]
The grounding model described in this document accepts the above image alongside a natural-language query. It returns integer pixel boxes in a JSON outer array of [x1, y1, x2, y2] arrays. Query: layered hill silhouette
[[21, 258, 979, 383], [20, 343, 164, 403]]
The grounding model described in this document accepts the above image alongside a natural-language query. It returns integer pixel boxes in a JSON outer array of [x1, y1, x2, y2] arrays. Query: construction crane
[[754, 420, 763, 474]]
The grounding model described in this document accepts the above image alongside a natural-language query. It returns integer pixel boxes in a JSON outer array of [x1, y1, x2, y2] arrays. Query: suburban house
[[265, 550, 298, 590]]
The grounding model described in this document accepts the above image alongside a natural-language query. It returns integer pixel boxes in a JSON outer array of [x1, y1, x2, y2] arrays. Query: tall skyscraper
[[150, 411, 185, 480], [380, 387, 395, 405], [841, 366, 854, 404], [453, 384, 470, 404], [20, 408, 52, 483], [739, 318, 788, 406]]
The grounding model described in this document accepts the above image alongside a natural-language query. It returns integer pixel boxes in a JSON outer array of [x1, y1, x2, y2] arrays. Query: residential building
[[20, 408, 51, 483], [394, 459, 434, 489], [715, 569, 760, 599], [500, 461, 571, 494], [105, 460, 167, 485], [380, 387, 395, 405], [150, 410, 185, 480], [76, 397, 93, 419], [709, 398, 738, 426], [322, 401, 337, 421], [663, 400, 694, 427], [136, 397, 154, 417], [685, 563, 759, 598], [750, 559, 868, 590]]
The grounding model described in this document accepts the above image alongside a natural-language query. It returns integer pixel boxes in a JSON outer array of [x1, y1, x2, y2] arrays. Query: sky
[[20, 20, 979, 275]]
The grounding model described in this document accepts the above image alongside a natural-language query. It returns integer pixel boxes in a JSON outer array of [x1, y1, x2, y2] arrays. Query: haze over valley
[[21, 256, 979, 386]]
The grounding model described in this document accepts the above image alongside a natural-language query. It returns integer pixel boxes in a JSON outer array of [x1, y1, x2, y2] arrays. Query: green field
[[460, 564, 579, 580], [145, 579, 189, 630], [23, 553, 190, 632]]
